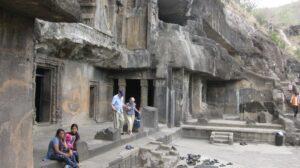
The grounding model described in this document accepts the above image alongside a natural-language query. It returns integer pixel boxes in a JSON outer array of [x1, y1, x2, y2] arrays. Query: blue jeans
[[73, 151, 79, 163], [49, 153, 78, 168]]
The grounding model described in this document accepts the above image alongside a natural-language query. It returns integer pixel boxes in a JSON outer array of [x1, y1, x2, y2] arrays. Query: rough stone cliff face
[[154, 0, 300, 128], [1, 1, 300, 166], [157, 0, 287, 80]]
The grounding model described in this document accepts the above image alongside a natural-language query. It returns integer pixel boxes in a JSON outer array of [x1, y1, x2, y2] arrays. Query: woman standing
[[126, 97, 139, 135]]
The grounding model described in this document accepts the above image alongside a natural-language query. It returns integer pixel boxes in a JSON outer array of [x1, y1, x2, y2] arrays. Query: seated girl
[[67, 124, 80, 150], [67, 124, 80, 162]]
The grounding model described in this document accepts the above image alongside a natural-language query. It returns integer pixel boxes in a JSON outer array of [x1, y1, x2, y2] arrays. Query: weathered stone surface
[[257, 112, 273, 123], [142, 106, 159, 129], [0, 0, 81, 22], [77, 141, 89, 161], [190, 0, 287, 80], [154, 22, 244, 80], [34, 19, 151, 69], [95, 127, 121, 141], [139, 142, 179, 168], [285, 25, 300, 36], [4, 0, 300, 165], [158, 0, 193, 26], [0, 9, 34, 168]]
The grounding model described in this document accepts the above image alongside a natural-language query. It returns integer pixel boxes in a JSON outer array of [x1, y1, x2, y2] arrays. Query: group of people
[[45, 90, 141, 167], [111, 90, 141, 135], [46, 124, 80, 168]]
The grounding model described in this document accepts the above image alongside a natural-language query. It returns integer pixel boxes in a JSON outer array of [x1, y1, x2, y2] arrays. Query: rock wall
[[61, 61, 113, 125], [194, 0, 287, 79], [0, 0, 81, 22], [153, 0, 293, 125], [0, 8, 34, 168], [2, 0, 300, 164]]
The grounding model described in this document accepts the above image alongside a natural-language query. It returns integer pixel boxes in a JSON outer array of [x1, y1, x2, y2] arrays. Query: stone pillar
[[191, 76, 203, 118], [182, 73, 192, 123], [167, 66, 175, 128], [140, 79, 148, 108], [154, 79, 167, 124]]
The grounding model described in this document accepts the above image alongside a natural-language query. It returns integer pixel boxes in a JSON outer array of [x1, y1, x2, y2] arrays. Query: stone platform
[[34, 122, 181, 168], [182, 120, 285, 144], [204, 120, 282, 129]]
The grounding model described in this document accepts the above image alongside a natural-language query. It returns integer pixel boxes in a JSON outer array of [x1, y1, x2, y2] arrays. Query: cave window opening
[[148, 80, 155, 106]]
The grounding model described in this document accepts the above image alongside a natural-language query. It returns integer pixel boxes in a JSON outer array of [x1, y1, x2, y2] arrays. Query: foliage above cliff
[[253, 0, 300, 27]]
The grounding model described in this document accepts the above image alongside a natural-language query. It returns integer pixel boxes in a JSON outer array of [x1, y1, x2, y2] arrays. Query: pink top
[[65, 133, 73, 149]]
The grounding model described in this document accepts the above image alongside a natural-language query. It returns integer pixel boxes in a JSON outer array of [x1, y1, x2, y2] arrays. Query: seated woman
[[46, 129, 78, 168], [66, 124, 80, 162]]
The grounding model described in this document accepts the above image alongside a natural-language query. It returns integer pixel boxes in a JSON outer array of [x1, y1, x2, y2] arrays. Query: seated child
[[65, 133, 74, 149]]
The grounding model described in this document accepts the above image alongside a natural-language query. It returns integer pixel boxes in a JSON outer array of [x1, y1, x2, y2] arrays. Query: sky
[[254, 0, 299, 8]]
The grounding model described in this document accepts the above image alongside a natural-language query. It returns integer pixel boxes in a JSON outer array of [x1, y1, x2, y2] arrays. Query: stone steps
[[210, 131, 233, 145], [182, 124, 285, 144], [39, 125, 182, 168], [78, 127, 182, 168]]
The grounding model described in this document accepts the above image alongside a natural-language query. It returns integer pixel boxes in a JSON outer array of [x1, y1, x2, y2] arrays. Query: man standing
[[290, 92, 298, 118], [112, 90, 125, 134]]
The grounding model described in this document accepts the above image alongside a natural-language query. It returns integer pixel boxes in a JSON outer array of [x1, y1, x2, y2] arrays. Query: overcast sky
[[254, 0, 299, 8]]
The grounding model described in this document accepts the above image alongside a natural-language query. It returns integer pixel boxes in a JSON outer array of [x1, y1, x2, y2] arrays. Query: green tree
[[235, 0, 257, 12], [269, 31, 286, 49]]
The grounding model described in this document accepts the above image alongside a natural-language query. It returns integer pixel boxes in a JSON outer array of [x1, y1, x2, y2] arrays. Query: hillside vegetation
[[254, 0, 300, 27]]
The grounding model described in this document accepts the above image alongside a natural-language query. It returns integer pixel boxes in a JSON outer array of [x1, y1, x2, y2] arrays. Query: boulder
[[94, 127, 120, 141], [142, 106, 159, 129], [257, 111, 273, 123]]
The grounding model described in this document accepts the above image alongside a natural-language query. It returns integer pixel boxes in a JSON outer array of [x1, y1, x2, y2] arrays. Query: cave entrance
[[113, 79, 119, 95], [35, 67, 52, 123], [126, 79, 141, 109]]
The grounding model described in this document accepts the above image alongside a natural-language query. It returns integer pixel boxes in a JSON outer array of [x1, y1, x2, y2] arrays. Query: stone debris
[[139, 141, 179, 168], [186, 154, 201, 165], [239, 142, 247, 146], [177, 165, 188, 168], [125, 144, 134, 150], [94, 127, 120, 141], [177, 154, 234, 168], [227, 162, 233, 165]]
